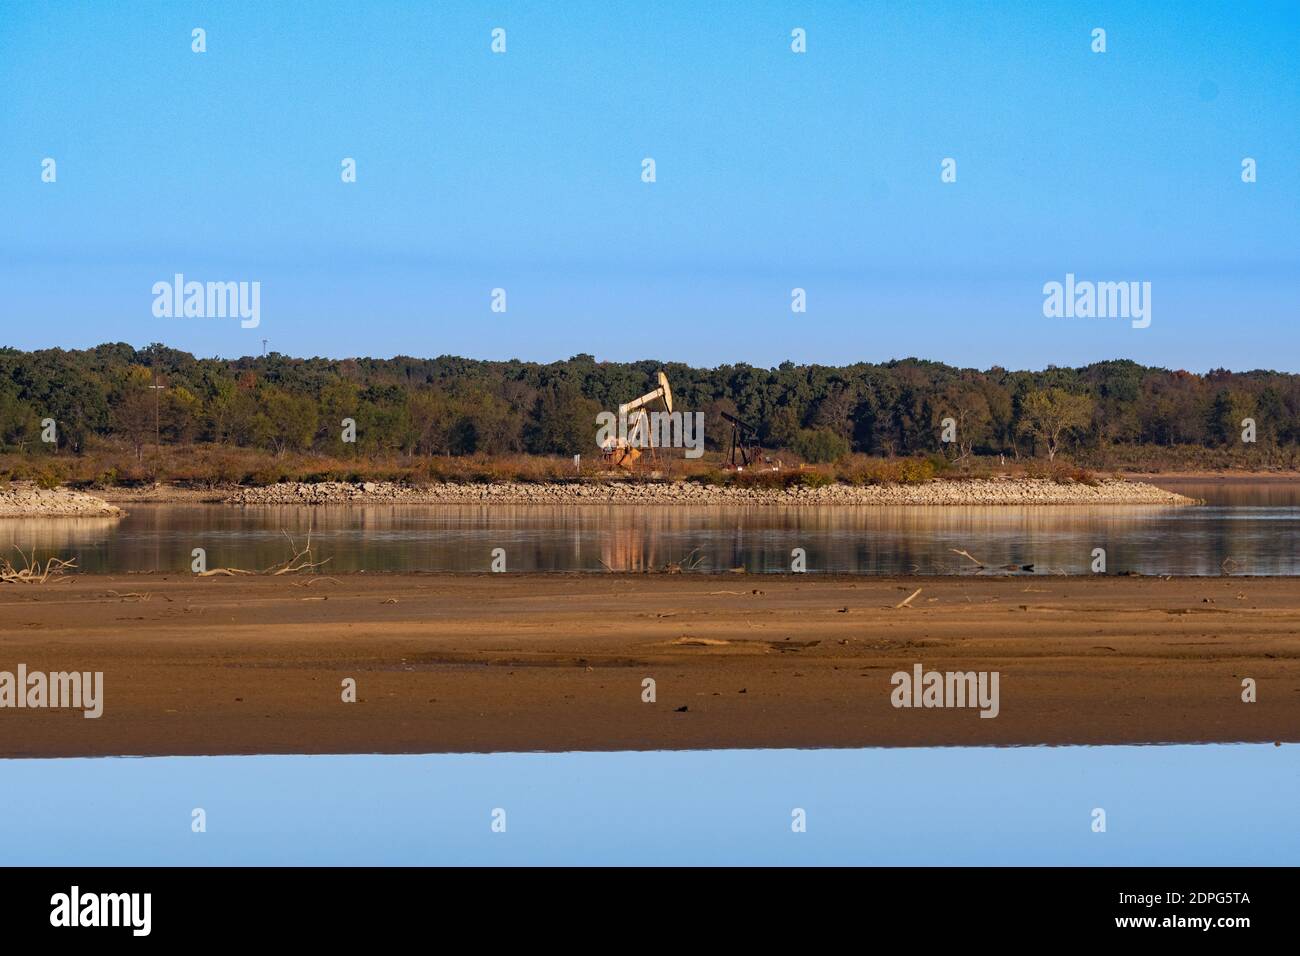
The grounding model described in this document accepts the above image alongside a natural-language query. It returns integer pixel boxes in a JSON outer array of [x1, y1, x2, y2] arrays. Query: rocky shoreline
[[0, 484, 124, 518], [222, 477, 1196, 507], [2, 478, 1198, 515]]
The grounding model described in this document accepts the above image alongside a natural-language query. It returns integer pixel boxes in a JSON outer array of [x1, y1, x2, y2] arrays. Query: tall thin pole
[[148, 376, 166, 457]]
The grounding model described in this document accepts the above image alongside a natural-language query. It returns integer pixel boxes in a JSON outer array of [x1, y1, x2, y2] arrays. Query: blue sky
[[1, 0, 1296, 371]]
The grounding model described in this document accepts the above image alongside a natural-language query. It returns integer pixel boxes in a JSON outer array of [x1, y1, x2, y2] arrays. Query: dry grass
[[18, 437, 1284, 491]]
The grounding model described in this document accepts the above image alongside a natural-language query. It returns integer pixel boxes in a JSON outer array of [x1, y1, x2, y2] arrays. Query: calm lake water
[[2, 480, 1297, 575], [1, 744, 1293, 865]]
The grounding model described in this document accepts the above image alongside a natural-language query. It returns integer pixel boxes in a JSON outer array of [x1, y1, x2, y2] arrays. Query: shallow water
[[1, 744, 1293, 865], [1, 480, 1297, 575]]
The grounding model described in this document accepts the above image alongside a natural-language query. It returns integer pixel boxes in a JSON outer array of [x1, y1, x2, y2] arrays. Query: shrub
[[792, 428, 850, 464], [895, 458, 937, 484], [687, 469, 729, 486], [836, 455, 935, 485], [248, 465, 286, 487], [797, 469, 835, 488], [6, 460, 69, 489], [1024, 459, 1099, 485], [732, 468, 789, 489]]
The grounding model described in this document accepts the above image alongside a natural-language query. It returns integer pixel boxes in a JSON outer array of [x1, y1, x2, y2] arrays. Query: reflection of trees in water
[[0, 518, 121, 573], [15, 495, 1300, 575]]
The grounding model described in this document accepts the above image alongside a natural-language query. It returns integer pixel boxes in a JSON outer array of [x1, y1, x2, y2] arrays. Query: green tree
[[0, 389, 37, 451], [1208, 390, 1256, 447], [793, 428, 850, 463], [162, 385, 201, 444], [526, 383, 601, 455], [765, 404, 801, 449], [935, 383, 992, 461], [1018, 389, 1095, 461], [259, 388, 318, 456], [405, 390, 454, 455], [111, 386, 156, 462]]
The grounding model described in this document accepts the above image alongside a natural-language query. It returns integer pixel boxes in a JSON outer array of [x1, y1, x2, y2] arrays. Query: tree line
[[1, 343, 1297, 464]]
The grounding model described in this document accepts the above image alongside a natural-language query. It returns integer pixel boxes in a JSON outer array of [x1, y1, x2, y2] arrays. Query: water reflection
[[1, 482, 1298, 575], [1155, 479, 1300, 507], [0, 517, 122, 558]]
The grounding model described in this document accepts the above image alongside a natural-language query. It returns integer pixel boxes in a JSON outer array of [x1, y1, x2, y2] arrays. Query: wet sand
[[1, 573, 1297, 757]]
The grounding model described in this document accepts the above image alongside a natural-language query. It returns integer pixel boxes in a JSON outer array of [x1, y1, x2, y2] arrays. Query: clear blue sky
[[1, 0, 1296, 371]]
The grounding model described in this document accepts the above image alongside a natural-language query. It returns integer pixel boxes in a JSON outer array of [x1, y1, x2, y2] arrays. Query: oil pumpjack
[[601, 371, 674, 470], [720, 411, 763, 468]]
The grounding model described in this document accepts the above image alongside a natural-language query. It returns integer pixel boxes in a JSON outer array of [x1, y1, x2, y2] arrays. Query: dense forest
[[1, 344, 1298, 472]]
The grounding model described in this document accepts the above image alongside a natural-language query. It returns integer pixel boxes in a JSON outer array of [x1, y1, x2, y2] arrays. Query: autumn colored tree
[[1018, 389, 1095, 461]]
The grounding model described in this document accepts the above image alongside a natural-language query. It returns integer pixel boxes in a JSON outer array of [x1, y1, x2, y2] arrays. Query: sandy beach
[[1, 573, 1296, 757]]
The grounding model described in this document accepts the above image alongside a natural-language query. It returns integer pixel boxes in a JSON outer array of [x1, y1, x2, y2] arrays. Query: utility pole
[[148, 374, 166, 457]]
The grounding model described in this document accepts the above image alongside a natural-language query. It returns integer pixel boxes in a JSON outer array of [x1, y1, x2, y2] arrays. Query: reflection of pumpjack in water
[[599, 524, 703, 572], [600, 525, 652, 572], [721, 411, 779, 471]]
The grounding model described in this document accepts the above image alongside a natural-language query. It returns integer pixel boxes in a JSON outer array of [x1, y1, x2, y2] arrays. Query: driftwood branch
[[1, 547, 77, 584], [949, 548, 985, 568], [894, 587, 923, 609], [197, 521, 330, 577]]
